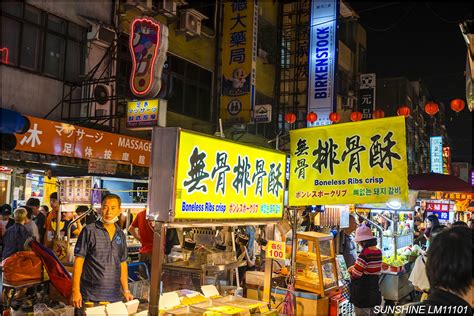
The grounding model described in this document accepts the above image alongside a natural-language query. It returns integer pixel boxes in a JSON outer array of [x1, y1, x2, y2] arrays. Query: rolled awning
[[408, 173, 473, 193]]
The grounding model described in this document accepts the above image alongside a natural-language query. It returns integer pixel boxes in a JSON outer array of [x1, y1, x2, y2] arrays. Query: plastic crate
[[329, 295, 354, 316]]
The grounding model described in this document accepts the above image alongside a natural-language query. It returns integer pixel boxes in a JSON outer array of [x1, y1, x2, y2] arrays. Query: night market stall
[[145, 127, 286, 315], [287, 116, 411, 310]]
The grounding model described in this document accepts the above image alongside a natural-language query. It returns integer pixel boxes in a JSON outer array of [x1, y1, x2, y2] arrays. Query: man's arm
[[120, 261, 133, 301], [72, 257, 85, 308], [128, 225, 141, 242]]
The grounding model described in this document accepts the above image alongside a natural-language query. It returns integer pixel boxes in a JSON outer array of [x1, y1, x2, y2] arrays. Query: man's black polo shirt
[[74, 221, 127, 302]]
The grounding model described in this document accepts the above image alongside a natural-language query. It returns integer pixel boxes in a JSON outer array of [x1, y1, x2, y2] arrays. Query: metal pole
[[55, 181, 62, 243], [262, 224, 275, 303], [149, 221, 165, 316]]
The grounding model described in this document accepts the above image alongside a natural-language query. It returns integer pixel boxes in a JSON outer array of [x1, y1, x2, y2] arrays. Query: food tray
[[189, 300, 248, 316], [163, 306, 203, 315], [213, 296, 267, 313]]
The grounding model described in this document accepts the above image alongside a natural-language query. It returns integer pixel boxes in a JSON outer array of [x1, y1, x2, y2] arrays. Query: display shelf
[[294, 232, 339, 297]]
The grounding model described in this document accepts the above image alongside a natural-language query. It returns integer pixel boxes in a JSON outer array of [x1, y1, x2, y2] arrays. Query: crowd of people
[[341, 214, 472, 316], [0, 192, 98, 260]]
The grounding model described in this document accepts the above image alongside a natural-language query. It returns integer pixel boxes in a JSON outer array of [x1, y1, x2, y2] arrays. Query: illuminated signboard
[[289, 116, 408, 206], [129, 17, 168, 98], [442, 146, 451, 175], [174, 130, 286, 220], [430, 136, 443, 174], [220, 0, 258, 124], [308, 0, 339, 126], [126, 99, 167, 129]]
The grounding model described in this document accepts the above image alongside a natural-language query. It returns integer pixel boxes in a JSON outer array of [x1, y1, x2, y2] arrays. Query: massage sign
[[129, 17, 169, 98], [289, 117, 409, 206]]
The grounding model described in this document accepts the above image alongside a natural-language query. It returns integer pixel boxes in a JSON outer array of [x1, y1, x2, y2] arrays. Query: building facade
[[275, 0, 367, 149], [0, 0, 281, 206]]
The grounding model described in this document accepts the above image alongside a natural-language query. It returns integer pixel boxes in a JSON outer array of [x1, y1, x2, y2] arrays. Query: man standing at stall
[[44, 192, 60, 248], [339, 214, 358, 267], [72, 193, 133, 308], [128, 209, 153, 272]]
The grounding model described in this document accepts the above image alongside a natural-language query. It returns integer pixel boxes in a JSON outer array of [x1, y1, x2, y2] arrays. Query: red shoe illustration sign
[[129, 17, 168, 98]]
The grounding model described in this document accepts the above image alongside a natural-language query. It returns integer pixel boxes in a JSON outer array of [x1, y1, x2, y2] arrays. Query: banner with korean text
[[14, 116, 151, 167], [175, 130, 285, 220], [289, 116, 408, 205], [220, 0, 257, 124]]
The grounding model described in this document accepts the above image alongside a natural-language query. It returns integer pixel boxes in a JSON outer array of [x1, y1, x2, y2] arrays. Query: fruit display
[[382, 245, 422, 270]]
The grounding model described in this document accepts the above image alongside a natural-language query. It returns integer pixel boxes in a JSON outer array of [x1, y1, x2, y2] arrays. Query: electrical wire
[[424, 2, 468, 24], [360, 4, 416, 32]]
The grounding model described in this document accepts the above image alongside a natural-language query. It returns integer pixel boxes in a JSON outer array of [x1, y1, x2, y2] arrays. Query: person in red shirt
[[128, 210, 154, 269]]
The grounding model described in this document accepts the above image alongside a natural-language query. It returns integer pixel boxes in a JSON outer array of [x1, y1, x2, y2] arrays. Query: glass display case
[[369, 209, 414, 260], [294, 232, 339, 297]]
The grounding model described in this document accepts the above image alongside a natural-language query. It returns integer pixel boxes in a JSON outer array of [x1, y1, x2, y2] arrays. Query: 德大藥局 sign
[[220, 0, 258, 124], [289, 116, 408, 205], [174, 130, 286, 220]]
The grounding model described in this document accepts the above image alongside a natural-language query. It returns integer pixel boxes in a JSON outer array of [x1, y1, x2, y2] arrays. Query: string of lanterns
[[283, 98, 466, 125]]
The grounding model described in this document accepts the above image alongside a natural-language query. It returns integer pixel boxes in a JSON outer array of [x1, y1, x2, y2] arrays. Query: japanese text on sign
[[175, 130, 285, 220], [266, 241, 286, 260], [15, 116, 151, 167], [289, 116, 408, 205], [220, 0, 257, 124]]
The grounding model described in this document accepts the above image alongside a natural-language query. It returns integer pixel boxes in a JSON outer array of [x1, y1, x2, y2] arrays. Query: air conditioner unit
[[80, 84, 113, 118], [179, 9, 208, 36], [157, 0, 177, 17], [125, 0, 153, 11], [157, 0, 187, 17], [258, 48, 269, 62], [87, 24, 115, 48]]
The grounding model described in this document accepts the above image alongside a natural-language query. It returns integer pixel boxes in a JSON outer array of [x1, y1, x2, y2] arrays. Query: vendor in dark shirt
[[1, 204, 15, 229], [27, 197, 46, 242], [72, 194, 133, 307], [2, 208, 31, 259]]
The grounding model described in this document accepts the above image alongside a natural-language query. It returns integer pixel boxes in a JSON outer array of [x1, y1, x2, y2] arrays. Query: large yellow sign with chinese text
[[289, 116, 408, 206], [175, 131, 285, 220], [220, 0, 257, 124]]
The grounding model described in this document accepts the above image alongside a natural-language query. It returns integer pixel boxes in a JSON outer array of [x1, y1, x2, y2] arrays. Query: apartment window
[[167, 55, 212, 122], [1, 2, 86, 81]]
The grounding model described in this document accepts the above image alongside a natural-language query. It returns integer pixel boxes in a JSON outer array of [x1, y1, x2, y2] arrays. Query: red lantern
[[450, 99, 465, 113], [397, 105, 411, 117], [329, 112, 341, 123], [306, 112, 318, 123], [424, 102, 439, 116], [373, 109, 385, 119], [284, 113, 296, 124], [350, 111, 362, 122]]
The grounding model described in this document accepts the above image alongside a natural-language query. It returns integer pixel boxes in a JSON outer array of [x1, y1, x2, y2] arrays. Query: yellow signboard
[[289, 116, 408, 206], [175, 131, 286, 220], [127, 99, 159, 128], [265, 240, 286, 260], [220, 0, 257, 124]]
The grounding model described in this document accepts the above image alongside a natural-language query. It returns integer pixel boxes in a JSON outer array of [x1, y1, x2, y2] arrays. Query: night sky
[[348, 1, 473, 164]]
